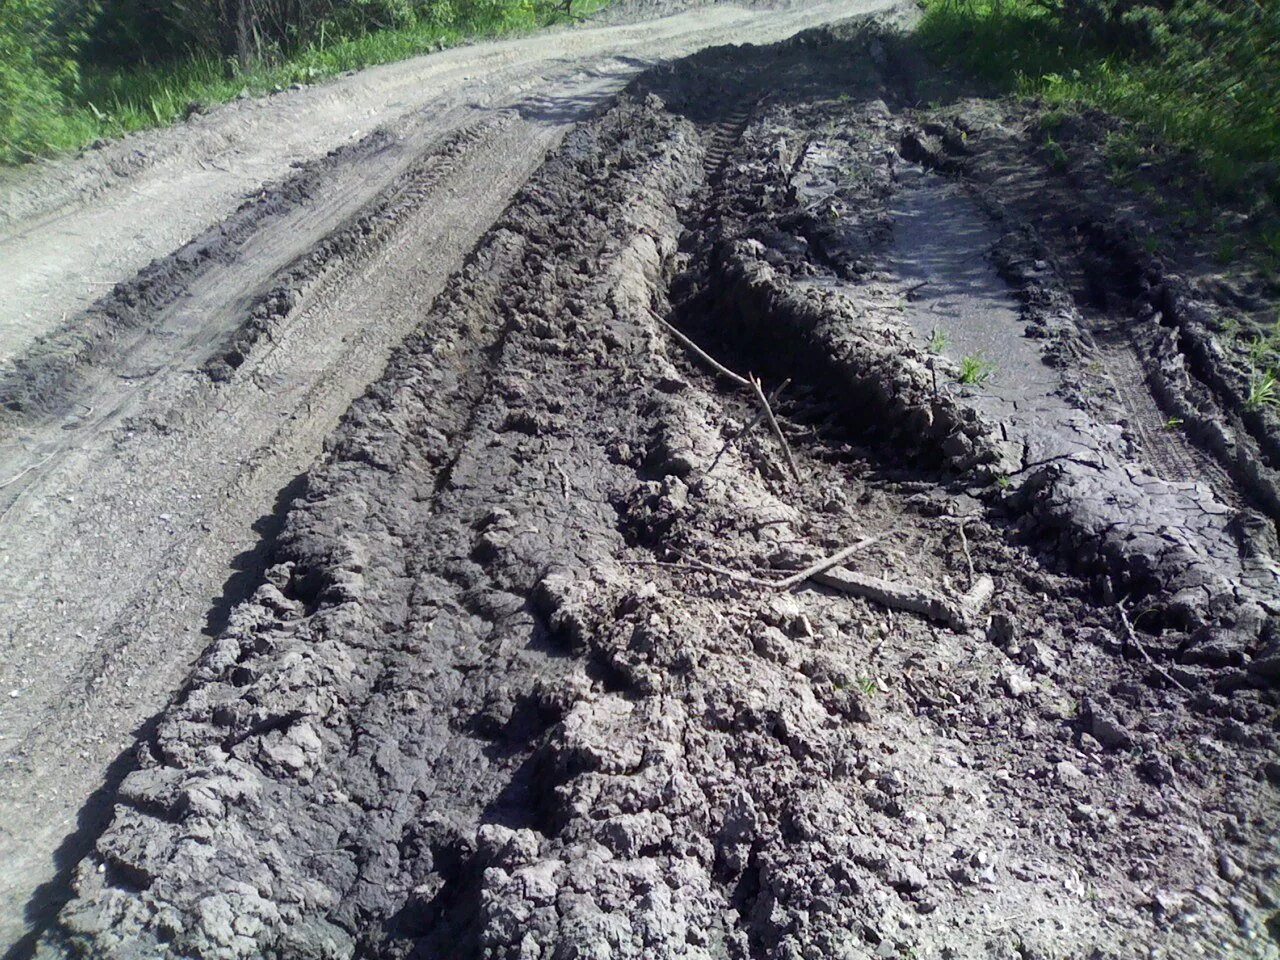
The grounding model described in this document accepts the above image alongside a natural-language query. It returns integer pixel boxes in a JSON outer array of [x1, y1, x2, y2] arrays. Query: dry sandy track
[[0, 1, 901, 950]]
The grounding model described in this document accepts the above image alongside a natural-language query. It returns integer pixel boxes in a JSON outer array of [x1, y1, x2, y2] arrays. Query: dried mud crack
[[13, 17, 1280, 960]]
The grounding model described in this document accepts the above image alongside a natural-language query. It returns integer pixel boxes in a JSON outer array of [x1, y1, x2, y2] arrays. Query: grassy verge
[[917, 0, 1279, 256], [3, 0, 610, 165]]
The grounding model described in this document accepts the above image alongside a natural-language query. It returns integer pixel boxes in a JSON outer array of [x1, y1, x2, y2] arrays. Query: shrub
[[0, 0, 85, 161]]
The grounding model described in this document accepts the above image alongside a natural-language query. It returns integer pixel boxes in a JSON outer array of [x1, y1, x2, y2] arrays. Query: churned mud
[[6, 14, 1279, 960]]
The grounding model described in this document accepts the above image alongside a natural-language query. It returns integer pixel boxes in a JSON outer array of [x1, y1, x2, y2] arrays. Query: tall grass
[[917, 0, 1280, 204], [1, 0, 609, 164]]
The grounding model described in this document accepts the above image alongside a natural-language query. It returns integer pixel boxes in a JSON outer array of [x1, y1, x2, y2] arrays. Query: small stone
[[1078, 733, 1103, 753], [1081, 697, 1132, 750], [1217, 850, 1244, 884], [987, 612, 1016, 647], [1151, 889, 1186, 918], [891, 862, 928, 892], [1138, 755, 1174, 786], [1002, 669, 1036, 698], [1055, 760, 1086, 785]]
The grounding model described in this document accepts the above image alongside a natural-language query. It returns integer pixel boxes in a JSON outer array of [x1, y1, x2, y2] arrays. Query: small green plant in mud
[[1247, 335, 1280, 370], [956, 354, 995, 386], [1163, 416, 1184, 431], [928, 326, 950, 354], [1043, 136, 1069, 172], [857, 676, 881, 696], [1245, 370, 1279, 411], [996, 474, 1013, 490]]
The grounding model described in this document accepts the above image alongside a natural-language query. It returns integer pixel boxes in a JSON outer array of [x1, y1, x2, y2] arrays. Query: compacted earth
[[2, 10, 1279, 960]]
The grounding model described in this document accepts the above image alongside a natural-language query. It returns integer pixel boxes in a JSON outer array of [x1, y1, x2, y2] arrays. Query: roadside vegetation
[[1, 0, 605, 165], [918, 0, 1280, 258]]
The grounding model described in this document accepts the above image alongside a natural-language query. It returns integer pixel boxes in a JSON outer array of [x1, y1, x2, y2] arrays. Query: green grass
[[1246, 369, 1279, 411], [917, 0, 1280, 204], [2, 0, 609, 164], [956, 353, 995, 386]]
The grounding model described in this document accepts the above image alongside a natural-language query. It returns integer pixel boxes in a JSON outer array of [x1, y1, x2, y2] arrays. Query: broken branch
[[751, 374, 802, 484], [646, 307, 750, 389], [810, 567, 994, 631]]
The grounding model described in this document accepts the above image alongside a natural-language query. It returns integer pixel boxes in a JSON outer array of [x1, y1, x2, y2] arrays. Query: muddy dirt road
[[3, 7, 1280, 960]]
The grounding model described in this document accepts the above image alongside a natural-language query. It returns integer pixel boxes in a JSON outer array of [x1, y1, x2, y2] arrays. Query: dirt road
[[0, 2, 905, 950], [3, 6, 1279, 960]]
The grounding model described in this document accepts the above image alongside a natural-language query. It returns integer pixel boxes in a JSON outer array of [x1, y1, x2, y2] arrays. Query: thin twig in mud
[[1117, 600, 1191, 693], [622, 554, 775, 588], [955, 520, 975, 586], [699, 379, 790, 483], [622, 537, 882, 592], [751, 374, 801, 483], [646, 308, 750, 389], [773, 535, 882, 590]]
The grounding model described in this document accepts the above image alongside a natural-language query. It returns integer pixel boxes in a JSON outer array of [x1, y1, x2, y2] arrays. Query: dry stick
[[646, 308, 750, 389], [955, 519, 975, 586], [774, 535, 883, 590], [1117, 601, 1192, 694], [699, 379, 790, 483], [750, 374, 801, 483]]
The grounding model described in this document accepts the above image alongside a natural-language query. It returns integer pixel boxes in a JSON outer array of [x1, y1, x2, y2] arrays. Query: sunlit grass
[[3, 0, 610, 163]]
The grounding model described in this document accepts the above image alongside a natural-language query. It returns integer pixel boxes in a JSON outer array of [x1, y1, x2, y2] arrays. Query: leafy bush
[[0, 0, 83, 161], [1, 0, 600, 165]]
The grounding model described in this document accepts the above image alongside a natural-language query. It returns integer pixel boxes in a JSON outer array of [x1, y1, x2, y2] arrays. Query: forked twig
[[646, 307, 800, 484], [700, 379, 790, 483]]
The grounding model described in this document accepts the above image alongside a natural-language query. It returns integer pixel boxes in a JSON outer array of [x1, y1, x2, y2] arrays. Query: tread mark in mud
[[1086, 318, 1240, 505], [702, 103, 756, 177]]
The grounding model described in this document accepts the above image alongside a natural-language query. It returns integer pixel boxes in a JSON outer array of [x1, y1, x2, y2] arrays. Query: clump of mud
[[35, 18, 1280, 960]]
